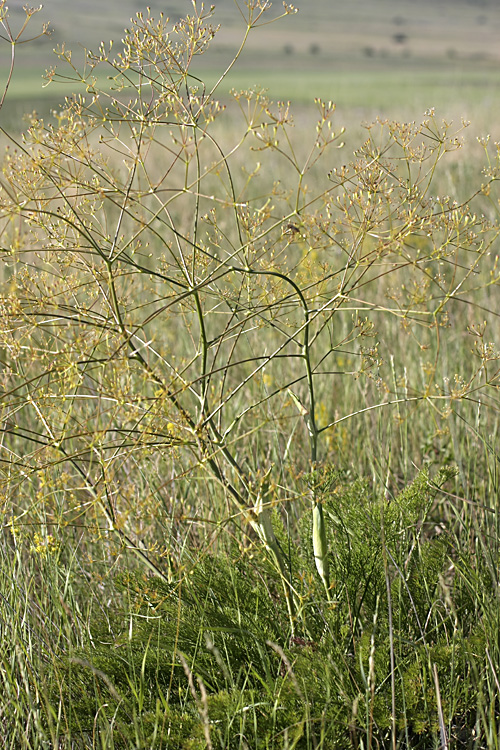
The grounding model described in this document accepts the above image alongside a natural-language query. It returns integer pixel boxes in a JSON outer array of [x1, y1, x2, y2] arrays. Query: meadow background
[[2, 0, 500, 119], [0, 1, 500, 748]]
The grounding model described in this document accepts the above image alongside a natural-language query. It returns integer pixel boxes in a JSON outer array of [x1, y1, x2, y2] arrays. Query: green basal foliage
[[48, 469, 492, 748]]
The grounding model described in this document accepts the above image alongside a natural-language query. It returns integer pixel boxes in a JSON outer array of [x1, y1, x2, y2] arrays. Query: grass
[[204, 66, 500, 115], [0, 1, 499, 748], [2, 464, 500, 747], [2, 67, 499, 142]]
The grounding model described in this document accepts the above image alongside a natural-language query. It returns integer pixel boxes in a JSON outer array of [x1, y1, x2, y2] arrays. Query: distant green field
[[2, 65, 498, 136], [203, 66, 500, 117]]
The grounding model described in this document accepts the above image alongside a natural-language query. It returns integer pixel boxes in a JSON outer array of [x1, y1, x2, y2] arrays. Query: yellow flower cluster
[[30, 532, 60, 558]]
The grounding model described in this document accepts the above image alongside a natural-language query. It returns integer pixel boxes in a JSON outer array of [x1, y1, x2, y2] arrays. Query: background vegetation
[[0, 1, 499, 748], [2, 0, 500, 115]]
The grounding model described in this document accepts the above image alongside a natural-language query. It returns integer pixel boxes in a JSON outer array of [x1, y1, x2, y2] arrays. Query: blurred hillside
[[5, 0, 500, 67], [1, 0, 499, 120]]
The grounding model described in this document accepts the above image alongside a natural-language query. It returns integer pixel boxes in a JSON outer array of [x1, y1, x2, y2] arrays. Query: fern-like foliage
[[48, 469, 490, 748]]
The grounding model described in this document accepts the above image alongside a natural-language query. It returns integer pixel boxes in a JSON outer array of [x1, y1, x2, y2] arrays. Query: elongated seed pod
[[312, 501, 329, 590]]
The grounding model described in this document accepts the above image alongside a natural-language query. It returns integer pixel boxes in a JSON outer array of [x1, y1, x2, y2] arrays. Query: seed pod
[[312, 501, 329, 590]]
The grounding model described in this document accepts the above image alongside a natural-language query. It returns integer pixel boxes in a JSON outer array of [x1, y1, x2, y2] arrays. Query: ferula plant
[[0, 0, 499, 636]]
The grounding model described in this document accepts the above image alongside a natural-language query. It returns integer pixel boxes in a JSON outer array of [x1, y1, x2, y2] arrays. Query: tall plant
[[0, 0, 498, 631]]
